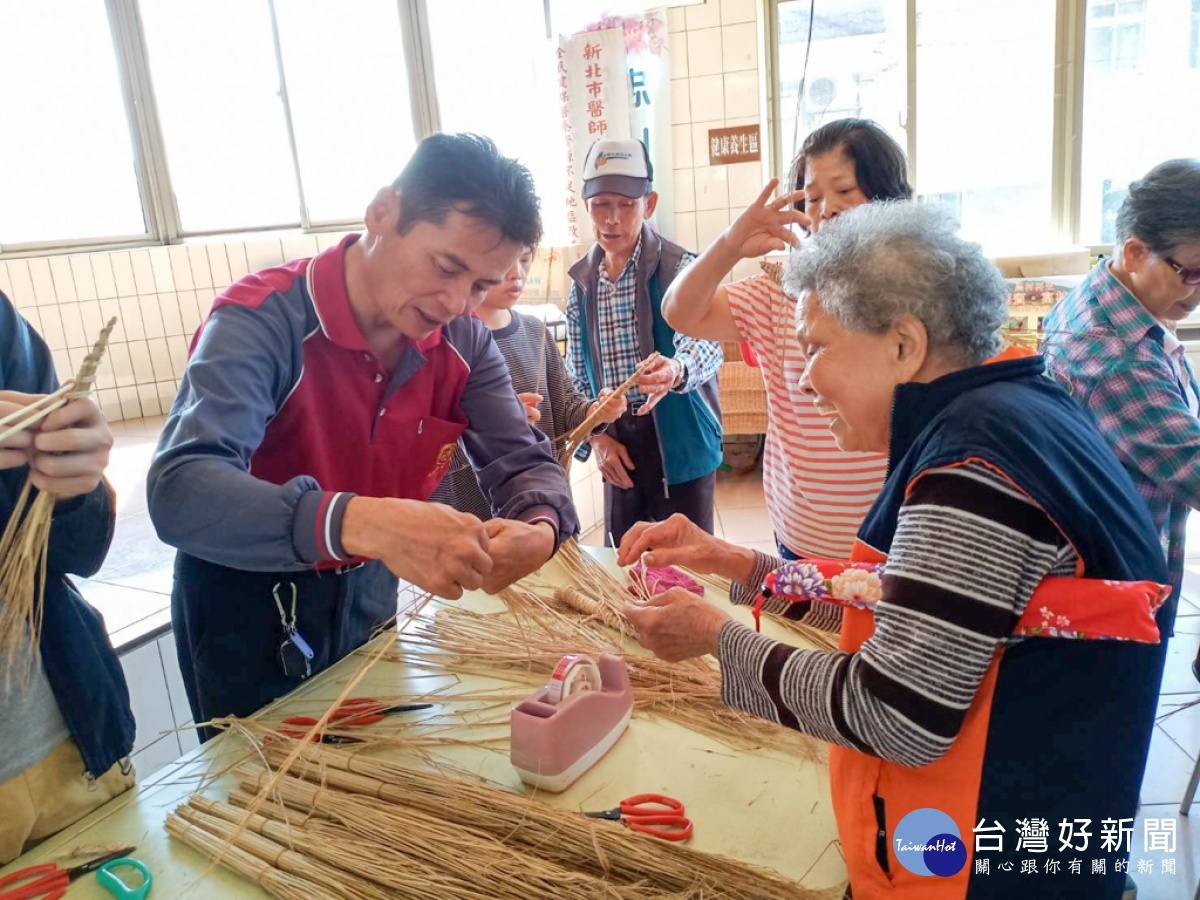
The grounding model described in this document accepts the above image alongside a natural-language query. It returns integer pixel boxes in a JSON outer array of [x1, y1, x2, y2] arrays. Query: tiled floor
[[83, 422, 1200, 896]]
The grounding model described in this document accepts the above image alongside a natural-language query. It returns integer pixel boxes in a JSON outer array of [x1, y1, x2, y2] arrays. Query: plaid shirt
[[1042, 262, 1199, 628], [565, 235, 721, 403]]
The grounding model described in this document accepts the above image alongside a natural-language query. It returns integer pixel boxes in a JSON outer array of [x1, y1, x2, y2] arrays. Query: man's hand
[[590, 432, 634, 489], [720, 179, 810, 259], [517, 392, 543, 425], [0, 393, 36, 472], [481, 518, 556, 594], [0, 391, 114, 499], [624, 588, 731, 662], [634, 356, 684, 415], [617, 513, 755, 581], [588, 387, 627, 426], [341, 497, 492, 600]]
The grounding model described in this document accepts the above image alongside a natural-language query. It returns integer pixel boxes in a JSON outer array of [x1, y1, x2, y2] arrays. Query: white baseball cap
[[581, 139, 654, 199]]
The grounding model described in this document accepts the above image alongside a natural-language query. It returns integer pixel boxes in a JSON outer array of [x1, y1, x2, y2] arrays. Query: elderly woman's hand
[[22, 394, 113, 499], [625, 588, 731, 662], [616, 513, 756, 581], [720, 179, 811, 260]]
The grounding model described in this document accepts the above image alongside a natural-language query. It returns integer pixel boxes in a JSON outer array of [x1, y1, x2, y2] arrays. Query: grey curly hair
[[783, 202, 1008, 365]]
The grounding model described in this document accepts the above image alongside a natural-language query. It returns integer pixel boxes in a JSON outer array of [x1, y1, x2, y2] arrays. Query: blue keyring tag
[[96, 857, 153, 898], [289, 628, 315, 660]]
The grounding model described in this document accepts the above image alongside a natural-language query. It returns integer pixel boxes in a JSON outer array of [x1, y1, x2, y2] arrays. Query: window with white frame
[[139, 0, 416, 234], [771, 0, 1200, 252], [1190, 0, 1200, 67], [1079, 0, 1200, 244], [1087, 0, 1146, 71], [426, 0, 572, 247], [0, 2, 147, 248]]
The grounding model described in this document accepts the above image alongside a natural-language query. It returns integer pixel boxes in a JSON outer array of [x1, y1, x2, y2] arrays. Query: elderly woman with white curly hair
[[619, 203, 1170, 900]]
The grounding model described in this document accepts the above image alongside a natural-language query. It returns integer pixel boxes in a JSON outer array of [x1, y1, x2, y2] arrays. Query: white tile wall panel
[[136, 382, 162, 417], [0, 262, 11, 297], [673, 211, 698, 251], [689, 74, 725, 122], [721, 22, 757, 71], [672, 123, 695, 169], [671, 78, 692, 125], [38, 304, 66, 351], [158, 291, 183, 338], [117, 386, 142, 420], [727, 160, 767, 208], [691, 119, 725, 167], [70, 255, 98, 301], [720, 0, 756, 24], [127, 340, 154, 385], [91, 253, 118, 300], [674, 168, 697, 214], [28, 257, 57, 306], [225, 242, 250, 281], [281, 234, 319, 261], [724, 69, 758, 119], [106, 342, 136, 389], [58, 302, 87, 349], [669, 31, 689, 78], [697, 208, 732, 248], [147, 337, 174, 382], [129, 250, 156, 295], [178, 290, 202, 337], [667, 6, 687, 32], [686, 28, 723, 77], [167, 335, 190, 380], [685, 0, 721, 30], [149, 246, 175, 292], [168, 246, 194, 291], [156, 380, 178, 415], [694, 164, 730, 211], [138, 295, 166, 340], [114, 253, 140, 298], [97, 388, 121, 422], [245, 239, 284, 272], [206, 244, 232, 288], [49, 256, 77, 303], [51, 350, 72, 383], [119, 641, 175, 754], [79, 298, 110, 344], [187, 245, 213, 290], [20, 307, 41, 334], [7, 260, 35, 306]]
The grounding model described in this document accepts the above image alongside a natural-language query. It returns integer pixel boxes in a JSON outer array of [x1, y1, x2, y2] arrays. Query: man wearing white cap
[[566, 138, 723, 544]]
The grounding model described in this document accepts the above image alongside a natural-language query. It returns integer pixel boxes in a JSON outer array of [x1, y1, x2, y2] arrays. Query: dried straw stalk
[[547, 538, 636, 636], [556, 352, 662, 467], [396, 605, 824, 760], [249, 749, 835, 900], [173, 804, 389, 900], [165, 812, 328, 900], [206, 591, 433, 877], [0, 317, 116, 686], [232, 766, 670, 899]]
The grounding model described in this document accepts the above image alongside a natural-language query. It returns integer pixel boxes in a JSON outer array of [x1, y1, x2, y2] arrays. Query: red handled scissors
[[281, 697, 432, 744], [585, 793, 694, 842], [0, 847, 133, 900]]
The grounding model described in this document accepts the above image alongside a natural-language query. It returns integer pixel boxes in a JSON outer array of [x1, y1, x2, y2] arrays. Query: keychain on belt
[[274, 581, 314, 679]]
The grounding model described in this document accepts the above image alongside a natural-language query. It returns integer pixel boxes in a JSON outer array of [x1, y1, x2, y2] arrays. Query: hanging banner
[[558, 10, 673, 245]]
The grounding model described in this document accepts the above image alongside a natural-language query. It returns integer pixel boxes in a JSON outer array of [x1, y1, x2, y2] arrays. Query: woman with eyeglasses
[[661, 120, 911, 588], [1043, 158, 1200, 654]]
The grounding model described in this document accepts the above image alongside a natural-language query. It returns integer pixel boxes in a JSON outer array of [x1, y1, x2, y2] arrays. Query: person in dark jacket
[[566, 138, 723, 546], [148, 134, 578, 740], [0, 292, 135, 864]]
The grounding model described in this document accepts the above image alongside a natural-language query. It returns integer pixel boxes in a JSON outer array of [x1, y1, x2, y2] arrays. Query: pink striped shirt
[[725, 273, 888, 557]]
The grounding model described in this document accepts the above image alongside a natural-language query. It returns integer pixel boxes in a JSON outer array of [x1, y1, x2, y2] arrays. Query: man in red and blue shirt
[[149, 135, 578, 739]]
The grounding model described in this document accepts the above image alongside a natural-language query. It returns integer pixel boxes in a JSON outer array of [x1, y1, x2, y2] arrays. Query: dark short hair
[[1114, 158, 1200, 255], [788, 118, 912, 215], [392, 133, 543, 248]]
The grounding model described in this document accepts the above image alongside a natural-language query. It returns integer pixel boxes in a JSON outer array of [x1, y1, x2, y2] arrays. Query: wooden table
[[1, 549, 846, 897]]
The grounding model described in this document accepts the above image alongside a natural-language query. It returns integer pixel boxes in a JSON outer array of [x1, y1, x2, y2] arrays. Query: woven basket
[[719, 341, 768, 435]]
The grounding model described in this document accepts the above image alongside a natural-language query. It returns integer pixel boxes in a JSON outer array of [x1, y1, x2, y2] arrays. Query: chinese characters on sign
[[559, 28, 631, 245], [707, 125, 761, 165]]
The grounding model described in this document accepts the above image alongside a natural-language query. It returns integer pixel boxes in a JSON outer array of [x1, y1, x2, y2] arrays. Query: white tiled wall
[[118, 633, 199, 779], [667, 0, 768, 276], [0, 232, 352, 423]]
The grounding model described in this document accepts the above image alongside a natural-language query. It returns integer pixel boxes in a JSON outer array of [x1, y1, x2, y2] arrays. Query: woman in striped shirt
[[662, 119, 911, 560], [624, 203, 1169, 899]]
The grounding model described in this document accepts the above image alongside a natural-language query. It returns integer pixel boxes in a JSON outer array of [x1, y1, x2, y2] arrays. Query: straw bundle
[[166, 812, 330, 900], [547, 538, 635, 636], [556, 352, 662, 468], [247, 747, 838, 899], [396, 605, 824, 760], [0, 317, 116, 686]]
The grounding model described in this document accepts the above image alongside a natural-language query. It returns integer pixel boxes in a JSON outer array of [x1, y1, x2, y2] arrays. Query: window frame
[[0, 0, 444, 257], [765, 0, 1126, 254]]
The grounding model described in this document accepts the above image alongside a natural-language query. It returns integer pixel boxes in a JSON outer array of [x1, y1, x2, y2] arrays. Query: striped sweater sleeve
[[717, 462, 1073, 767], [729, 551, 844, 633]]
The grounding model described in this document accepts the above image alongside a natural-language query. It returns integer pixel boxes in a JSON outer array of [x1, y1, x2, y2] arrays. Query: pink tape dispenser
[[510, 653, 634, 793]]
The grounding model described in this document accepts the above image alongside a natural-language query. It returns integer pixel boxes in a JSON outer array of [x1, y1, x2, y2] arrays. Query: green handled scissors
[[95, 858, 152, 899]]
